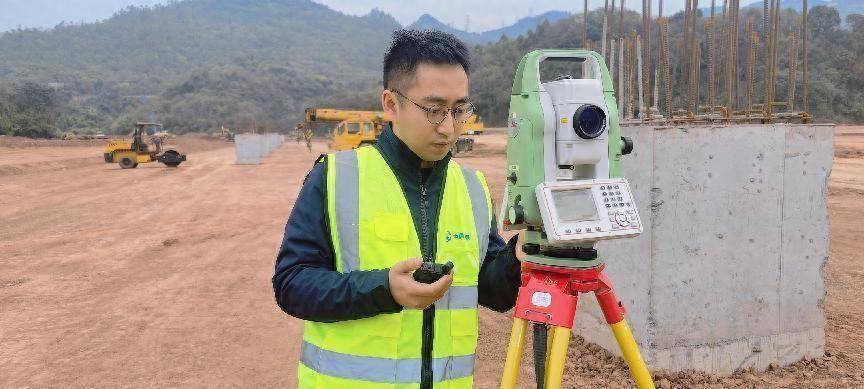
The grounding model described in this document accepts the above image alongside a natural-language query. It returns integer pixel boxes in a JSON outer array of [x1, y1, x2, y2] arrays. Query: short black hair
[[383, 29, 471, 90]]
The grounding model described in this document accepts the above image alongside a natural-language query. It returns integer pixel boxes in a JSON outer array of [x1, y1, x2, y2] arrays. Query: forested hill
[[0, 0, 400, 135], [1, 1, 861, 138]]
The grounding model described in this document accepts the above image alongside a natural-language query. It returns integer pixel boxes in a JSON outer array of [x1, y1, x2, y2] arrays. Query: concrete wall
[[574, 124, 833, 374], [235, 133, 284, 164]]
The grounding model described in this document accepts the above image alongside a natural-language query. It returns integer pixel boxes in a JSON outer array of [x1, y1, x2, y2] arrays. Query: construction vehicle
[[304, 107, 478, 153], [331, 119, 382, 151], [461, 114, 485, 135], [304, 108, 385, 151], [104, 121, 186, 169], [219, 126, 235, 142]]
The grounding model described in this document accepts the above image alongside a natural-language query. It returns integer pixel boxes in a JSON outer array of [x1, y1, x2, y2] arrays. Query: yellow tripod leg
[[543, 325, 571, 389], [500, 318, 528, 389], [609, 319, 655, 389]]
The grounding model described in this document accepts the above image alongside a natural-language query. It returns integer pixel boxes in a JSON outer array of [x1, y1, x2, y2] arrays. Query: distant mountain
[[482, 11, 572, 43], [408, 14, 474, 41], [0, 0, 401, 133], [699, 0, 861, 24], [408, 11, 572, 45]]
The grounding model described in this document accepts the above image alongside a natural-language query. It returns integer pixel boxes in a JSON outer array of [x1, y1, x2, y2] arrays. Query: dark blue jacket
[[272, 128, 521, 322]]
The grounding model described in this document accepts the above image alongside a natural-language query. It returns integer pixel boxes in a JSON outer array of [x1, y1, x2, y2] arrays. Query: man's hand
[[389, 258, 453, 309]]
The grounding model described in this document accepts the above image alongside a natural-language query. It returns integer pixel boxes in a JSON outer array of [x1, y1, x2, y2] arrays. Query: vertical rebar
[[802, 0, 808, 115], [720, 0, 728, 108], [661, 18, 672, 118], [744, 16, 751, 108], [695, 39, 702, 115], [726, 0, 739, 112], [629, 32, 637, 119], [642, 0, 652, 114], [611, 38, 617, 92], [624, 35, 630, 119], [763, 0, 773, 118], [584, 0, 590, 48], [733, 0, 740, 111], [766, 0, 780, 119], [636, 35, 645, 118], [683, 0, 692, 114], [708, 0, 717, 117], [674, 32, 682, 115], [690, 0, 701, 116], [747, 19, 758, 116], [620, 0, 626, 40], [620, 36, 626, 116], [788, 23, 799, 111], [600, 0, 609, 60], [654, 68, 661, 114]]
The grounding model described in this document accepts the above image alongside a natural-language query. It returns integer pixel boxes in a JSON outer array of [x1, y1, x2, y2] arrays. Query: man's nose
[[436, 111, 456, 136]]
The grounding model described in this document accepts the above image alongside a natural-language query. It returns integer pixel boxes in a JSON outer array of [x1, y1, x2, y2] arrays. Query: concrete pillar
[[235, 134, 263, 164], [575, 124, 833, 374]]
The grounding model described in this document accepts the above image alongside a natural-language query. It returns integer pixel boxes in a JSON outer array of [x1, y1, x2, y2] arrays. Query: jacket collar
[[375, 125, 452, 182]]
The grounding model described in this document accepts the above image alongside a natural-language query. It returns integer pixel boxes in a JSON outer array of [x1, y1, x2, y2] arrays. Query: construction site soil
[[1, 127, 862, 388]]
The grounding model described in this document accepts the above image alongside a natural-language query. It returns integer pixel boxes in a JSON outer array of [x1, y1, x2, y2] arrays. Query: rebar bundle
[[576, 0, 810, 124]]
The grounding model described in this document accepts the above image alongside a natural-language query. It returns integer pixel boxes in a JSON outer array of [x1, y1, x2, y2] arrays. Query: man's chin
[[421, 149, 450, 163]]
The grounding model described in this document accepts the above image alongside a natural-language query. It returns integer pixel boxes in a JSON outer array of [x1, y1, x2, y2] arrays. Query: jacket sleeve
[[477, 215, 522, 312], [272, 162, 403, 323]]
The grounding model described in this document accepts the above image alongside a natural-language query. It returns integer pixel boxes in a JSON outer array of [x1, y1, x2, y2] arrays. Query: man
[[295, 123, 304, 144], [304, 126, 313, 152], [273, 29, 521, 388]]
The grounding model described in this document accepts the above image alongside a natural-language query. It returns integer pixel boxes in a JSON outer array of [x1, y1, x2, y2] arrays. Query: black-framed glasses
[[391, 89, 476, 125]]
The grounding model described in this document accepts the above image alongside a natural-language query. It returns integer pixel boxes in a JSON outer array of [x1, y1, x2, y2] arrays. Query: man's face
[[382, 63, 469, 163]]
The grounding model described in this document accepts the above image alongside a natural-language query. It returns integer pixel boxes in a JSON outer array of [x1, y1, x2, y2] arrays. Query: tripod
[[499, 257, 655, 389]]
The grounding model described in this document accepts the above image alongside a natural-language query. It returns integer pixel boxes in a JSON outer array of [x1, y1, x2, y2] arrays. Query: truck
[[305, 108, 385, 151]]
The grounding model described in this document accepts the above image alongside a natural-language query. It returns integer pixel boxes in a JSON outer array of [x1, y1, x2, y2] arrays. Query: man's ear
[[381, 89, 398, 120]]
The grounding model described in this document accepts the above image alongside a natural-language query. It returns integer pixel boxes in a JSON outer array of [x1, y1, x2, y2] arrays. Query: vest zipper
[[420, 167, 434, 389]]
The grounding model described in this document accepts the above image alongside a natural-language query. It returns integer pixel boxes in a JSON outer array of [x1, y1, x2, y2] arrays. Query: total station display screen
[[552, 189, 599, 222]]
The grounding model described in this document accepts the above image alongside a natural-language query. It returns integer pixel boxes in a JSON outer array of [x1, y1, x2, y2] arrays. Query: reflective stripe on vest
[[461, 165, 490, 266], [301, 341, 474, 384], [332, 150, 360, 272], [435, 285, 478, 310]]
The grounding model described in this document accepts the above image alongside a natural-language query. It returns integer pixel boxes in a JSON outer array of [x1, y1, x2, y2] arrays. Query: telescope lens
[[572, 105, 606, 139]]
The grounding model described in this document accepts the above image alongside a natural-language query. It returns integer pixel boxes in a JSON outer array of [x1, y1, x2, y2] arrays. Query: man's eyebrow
[[421, 95, 471, 105]]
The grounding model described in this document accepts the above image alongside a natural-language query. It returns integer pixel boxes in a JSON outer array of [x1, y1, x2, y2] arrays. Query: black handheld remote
[[413, 261, 454, 284]]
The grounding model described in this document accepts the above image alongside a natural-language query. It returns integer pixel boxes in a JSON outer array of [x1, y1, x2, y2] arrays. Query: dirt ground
[[1, 128, 862, 388]]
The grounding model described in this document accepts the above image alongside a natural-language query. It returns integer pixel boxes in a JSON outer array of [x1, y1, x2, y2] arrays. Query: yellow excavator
[[304, 108, 483, 152], [104, 122, 186, 169]]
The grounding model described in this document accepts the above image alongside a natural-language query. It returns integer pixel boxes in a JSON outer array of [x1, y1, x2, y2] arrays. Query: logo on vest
[[445, 230, 471, 243]]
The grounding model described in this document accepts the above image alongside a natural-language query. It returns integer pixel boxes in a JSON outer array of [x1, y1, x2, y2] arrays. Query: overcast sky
[[1, 0, 760, 33]]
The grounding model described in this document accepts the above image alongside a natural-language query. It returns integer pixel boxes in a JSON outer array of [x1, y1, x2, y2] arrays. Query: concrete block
[[235, 134, 263, 164], [574, 124, 833, 374]]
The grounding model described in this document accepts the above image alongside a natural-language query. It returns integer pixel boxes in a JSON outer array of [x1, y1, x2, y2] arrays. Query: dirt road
[[1, 128, 862, 387]]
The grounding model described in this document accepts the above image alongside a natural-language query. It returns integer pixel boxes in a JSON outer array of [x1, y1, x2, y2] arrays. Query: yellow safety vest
[[299, 146, 492, 388]]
